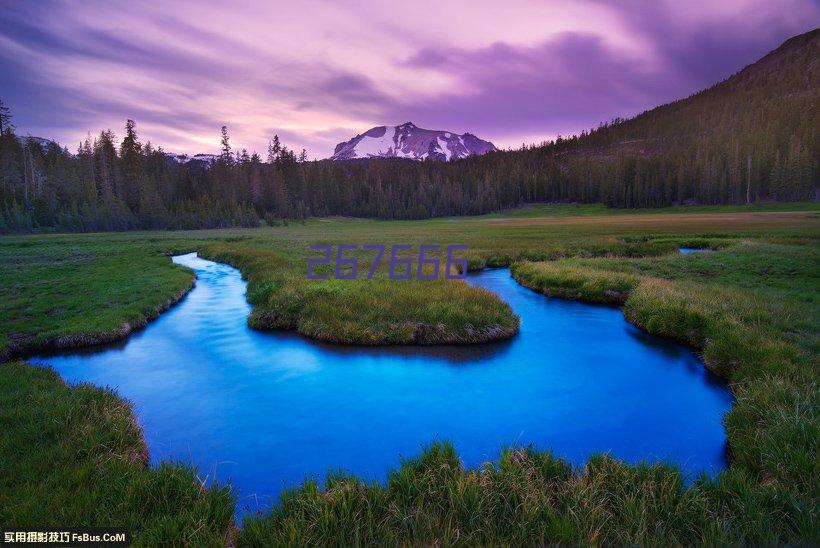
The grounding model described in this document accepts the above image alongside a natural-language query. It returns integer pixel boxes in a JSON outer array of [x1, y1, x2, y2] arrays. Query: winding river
[[33, 253, 731, 516]]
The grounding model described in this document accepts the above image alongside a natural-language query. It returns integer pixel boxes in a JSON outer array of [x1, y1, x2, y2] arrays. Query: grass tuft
[[0, 362, 234, 546], [0, 205, 817, 543], [201, 244, 520, 344]]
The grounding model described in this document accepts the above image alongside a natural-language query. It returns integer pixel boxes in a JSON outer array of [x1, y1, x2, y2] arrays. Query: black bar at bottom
[[1, 528, 130, 547]]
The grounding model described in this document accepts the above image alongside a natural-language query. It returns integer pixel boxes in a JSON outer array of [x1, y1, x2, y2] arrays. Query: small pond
[[33, 253, 732, 516]]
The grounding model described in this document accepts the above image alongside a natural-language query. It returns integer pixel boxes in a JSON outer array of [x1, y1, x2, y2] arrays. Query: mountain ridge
[[552, 28, 819, 159], [330, 122, 497, 161]]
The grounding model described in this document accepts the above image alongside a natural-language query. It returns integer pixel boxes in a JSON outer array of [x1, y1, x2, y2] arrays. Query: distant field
[[471, 200, 820, 218], [1, 203, 818, 356], [1, 202, 818, 544], [482, 210, 817, 229]]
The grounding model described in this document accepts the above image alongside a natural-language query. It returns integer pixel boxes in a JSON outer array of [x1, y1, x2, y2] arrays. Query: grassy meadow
[[0, 362, 234, 545], [0, 202, 818, 544]]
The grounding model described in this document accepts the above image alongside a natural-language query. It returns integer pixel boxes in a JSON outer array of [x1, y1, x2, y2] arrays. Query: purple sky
[[1, 0, 817, 158]]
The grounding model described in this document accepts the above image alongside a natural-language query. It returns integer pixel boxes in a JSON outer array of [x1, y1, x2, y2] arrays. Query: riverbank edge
[[508, 260, 738, 377], [197, 245, 521, 345], [507, 259, 815, 506], [0, 263, 196, 364], [0, 361, 236, 545], [4, 247, 815, 543], [237, 254, 815, 544]]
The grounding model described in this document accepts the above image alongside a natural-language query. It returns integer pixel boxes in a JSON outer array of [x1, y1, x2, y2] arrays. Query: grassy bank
[[509, 243, 818, 515], [239, 442, 718, 545], [0, 362, 234, 545], [1, 204, 818, 543], [236, 239, 819, 545], [200, 244, 519, 344], [1, 205, 816, 357], [0, 237, 197, 361]]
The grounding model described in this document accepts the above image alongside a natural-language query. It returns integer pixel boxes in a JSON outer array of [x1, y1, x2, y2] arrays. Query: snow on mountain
[[16, 135, 61, 150], [330, 122, 497, 161], [14, 135, 220, 167], [165, 152, 219, 166]]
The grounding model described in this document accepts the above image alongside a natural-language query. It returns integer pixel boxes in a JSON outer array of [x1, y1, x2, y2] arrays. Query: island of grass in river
[[27, 253, 732, 521], [0, 202, 818, 544]]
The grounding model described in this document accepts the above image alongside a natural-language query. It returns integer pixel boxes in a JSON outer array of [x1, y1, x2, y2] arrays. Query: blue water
[[679, 247, 715, 254], [33, 253, 731, 516]]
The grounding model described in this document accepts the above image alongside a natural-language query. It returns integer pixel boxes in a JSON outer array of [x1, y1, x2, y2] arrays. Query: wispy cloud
[[0, 0, 816, 156]]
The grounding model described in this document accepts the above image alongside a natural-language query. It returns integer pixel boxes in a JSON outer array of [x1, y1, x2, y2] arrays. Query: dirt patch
[[484, 211, 819, 230]]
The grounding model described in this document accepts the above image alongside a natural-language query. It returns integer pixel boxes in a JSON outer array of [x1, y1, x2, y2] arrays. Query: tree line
[[0, 31, 816, 232]]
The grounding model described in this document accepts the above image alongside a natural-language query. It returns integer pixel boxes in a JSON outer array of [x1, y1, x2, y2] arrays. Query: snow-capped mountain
[[16, 135, 61, 150], [15, 135, 222, 167], [330, 122, 497, 161], [165, 152, 219, 166]]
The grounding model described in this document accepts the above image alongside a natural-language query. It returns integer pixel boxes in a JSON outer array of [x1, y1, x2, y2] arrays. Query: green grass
[[0, 238, 196, 361], [475, 200, 820, 218], [237, 238, 819, 545], [201, 244, 519, 344], [236, 443, 740, 545], [0, 362, 234, 546], [1, 203, 818, 544], [510, 242, 818, 475]]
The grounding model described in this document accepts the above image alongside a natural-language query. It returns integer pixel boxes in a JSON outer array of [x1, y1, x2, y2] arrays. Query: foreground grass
[[237, 441, 802, 545], [0, 362, 234, 545], [1, 204, 818, 543]]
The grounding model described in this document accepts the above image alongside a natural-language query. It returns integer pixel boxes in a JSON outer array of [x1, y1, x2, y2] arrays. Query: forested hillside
[[545, 28, 818, 207], [0, 29, 816, 232]]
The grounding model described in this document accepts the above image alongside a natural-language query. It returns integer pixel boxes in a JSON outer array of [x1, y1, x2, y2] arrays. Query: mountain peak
[[331, 123, 496, 161]]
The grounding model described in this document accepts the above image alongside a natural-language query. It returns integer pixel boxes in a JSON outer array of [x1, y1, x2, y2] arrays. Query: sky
[[1, 0, 817, 158]]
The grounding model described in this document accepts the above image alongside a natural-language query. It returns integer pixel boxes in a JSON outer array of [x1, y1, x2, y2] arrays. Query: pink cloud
[[1, 0, 817, 156]]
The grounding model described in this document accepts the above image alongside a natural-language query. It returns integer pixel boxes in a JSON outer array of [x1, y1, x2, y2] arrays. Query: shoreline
[[198, 246, 522, 346], [3, 233, 814, 544], [0, 273, 196, 364]]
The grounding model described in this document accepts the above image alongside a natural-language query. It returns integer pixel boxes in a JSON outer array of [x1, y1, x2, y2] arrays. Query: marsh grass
[[0, 239, 196, 361], [1, 205, 818, 544], [502, 245, 819, 541], [201, 244, 520, 344], [238, 241, 819, 545], [0, 362, 234, 546], [478, 200, 820, 219], [236, 441, 765, 546]]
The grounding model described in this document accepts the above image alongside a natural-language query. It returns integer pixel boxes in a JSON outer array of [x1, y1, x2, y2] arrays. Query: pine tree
[[267, 135, 281, 164], [119, 119, 143, 209], [220, 126, 232, 163], [2, 28, 817, 234], [0, 99, 12, 133]]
